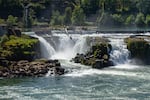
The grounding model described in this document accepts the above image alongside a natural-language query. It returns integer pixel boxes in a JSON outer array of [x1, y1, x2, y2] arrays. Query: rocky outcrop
[[0, 34, 39, 61], [125, 36, 150, 64], [73, 37, 113, 69], [0, 59, 65, 78]]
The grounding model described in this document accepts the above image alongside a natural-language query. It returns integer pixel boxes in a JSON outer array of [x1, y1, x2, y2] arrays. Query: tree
[[136, 0, 150, 14], [97, 12, 114, 28], [135, 13, 145, 27], [81, 0, 99, 16], [112, 14, 124, 26], [71, 6, 85, 25], [146, 15, 150, 26], [64, 7, 72, 25], [50, 11, 64, 25], [6, 15, 18, 27], [125, 15, 135, 26]]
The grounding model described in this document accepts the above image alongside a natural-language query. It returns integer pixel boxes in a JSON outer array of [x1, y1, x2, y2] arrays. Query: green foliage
[[0, 18, 5, 24], [81, 0, 99, 15], [0, 34, 38, 61], [1, 0, 150, 27], [64, 7, 72, 25], [125, 15, 135, 26], [50, 11, 64, 25], [146, 15, 150, 26], [97, 12, 113, 27], [71, 6, 85, 25], [6, 15, 18, 27], [112, 14, 124, 26], [0, 35, 9, 47], [126, 37, 150, 64], [135, 13, 146, 27]]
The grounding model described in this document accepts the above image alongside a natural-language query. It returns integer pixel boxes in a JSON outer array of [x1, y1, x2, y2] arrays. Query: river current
[[0, 32, 150, 100]]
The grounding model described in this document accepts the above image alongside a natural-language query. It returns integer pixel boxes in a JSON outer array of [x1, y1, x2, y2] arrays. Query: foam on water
[[65, 68, 138, 77]]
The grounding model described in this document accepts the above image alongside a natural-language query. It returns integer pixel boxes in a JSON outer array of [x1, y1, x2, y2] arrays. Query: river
[[0, 32, 150, 100]]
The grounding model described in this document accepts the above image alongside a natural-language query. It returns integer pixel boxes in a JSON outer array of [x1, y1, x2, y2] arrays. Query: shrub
[[0, 34, 38, 61], [146, 15, 150, 26], [125, 15, 135, 26], [135, 13, 146, 27], [112, 14, 124, 26], [71, 6, 85, 25], [0, 35, 9, 47], [6, 15, 18, 27]]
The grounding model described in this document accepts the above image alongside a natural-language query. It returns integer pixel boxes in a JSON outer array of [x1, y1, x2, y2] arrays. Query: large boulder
[[125, 36, 150, 64], [73, 39, 113, 69]]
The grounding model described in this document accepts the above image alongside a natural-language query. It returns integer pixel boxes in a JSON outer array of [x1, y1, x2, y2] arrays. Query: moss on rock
[[0, 34, 39, 61], [125, 36, 150, 64], [73, 41, 113, 69]]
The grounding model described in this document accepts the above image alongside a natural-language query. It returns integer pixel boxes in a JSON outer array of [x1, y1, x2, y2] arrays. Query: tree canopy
[[0, 0, 150, 28]]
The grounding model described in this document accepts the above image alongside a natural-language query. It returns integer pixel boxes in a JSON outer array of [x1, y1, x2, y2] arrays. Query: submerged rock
[[0, 59, 65, 78]]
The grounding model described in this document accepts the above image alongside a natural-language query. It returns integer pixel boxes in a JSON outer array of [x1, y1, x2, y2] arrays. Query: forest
[[0, 0, 150, 28]]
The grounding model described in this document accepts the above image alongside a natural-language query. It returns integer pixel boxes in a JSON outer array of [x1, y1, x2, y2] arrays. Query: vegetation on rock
[[0, 34, 39, 61], [73, 37, 113, 69], [125, 36, 150, 64]]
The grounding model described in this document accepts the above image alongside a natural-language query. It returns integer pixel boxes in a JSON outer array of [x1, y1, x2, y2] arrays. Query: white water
[[32, 33, 131, 65], [51, 34, 88, 60], [110, 38, 130, 65], [31, 34, 56, 59], [31, 32, 150, 73]]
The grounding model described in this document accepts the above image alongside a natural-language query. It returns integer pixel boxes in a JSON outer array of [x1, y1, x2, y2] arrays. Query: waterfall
[[51, 34, 88, 60], [73, 36, 89, 54], [109, 38, 130, 65], [30, 32, 130, 64], [31, 34, 56, 59], [51, 35, 75, 60]]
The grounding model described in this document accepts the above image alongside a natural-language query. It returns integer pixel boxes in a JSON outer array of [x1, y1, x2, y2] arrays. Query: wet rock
[[0, 59, 65, 78], [73, 42, 113, 69], [125, 37, 150, 64]]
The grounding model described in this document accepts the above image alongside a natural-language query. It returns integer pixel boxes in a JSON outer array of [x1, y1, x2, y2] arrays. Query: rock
[[125, 37, 150, 64], [92, 59, 104, 69], [73, 42, 114, 69], [0, 59, 65, 78]]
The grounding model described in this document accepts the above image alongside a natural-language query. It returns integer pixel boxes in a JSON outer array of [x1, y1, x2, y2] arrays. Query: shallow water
[[0, 61, 150, 100]]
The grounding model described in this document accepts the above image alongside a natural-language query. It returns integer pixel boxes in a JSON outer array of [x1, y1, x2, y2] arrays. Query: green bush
[[0, 34, 38, 61], [135, 13, 146, 27], [0, 18, 5, 24], [6, 15, 18, 27], [50, 11, 64, 25], [125, 15, 135, 26], [146, 15, 150, 26], [71, 6, 85, 25], [112, 14, 124, 26], [0, 35, 9, 47]]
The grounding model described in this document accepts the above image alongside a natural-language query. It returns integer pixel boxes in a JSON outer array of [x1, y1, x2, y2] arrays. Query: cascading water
[[73, 36, 89, 54], [51, 34, 88, 60], [51, 35, 75, 60], [31, 34, 56, 59], [33, 32, 131, 65], [109, 36, 130, 65]]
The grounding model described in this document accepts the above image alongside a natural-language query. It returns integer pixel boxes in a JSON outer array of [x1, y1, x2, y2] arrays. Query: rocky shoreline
[[0, 59, 65, 78]]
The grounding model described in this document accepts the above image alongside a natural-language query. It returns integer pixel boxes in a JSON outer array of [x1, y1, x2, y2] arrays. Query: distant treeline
[[0, 0, 150, 28]]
